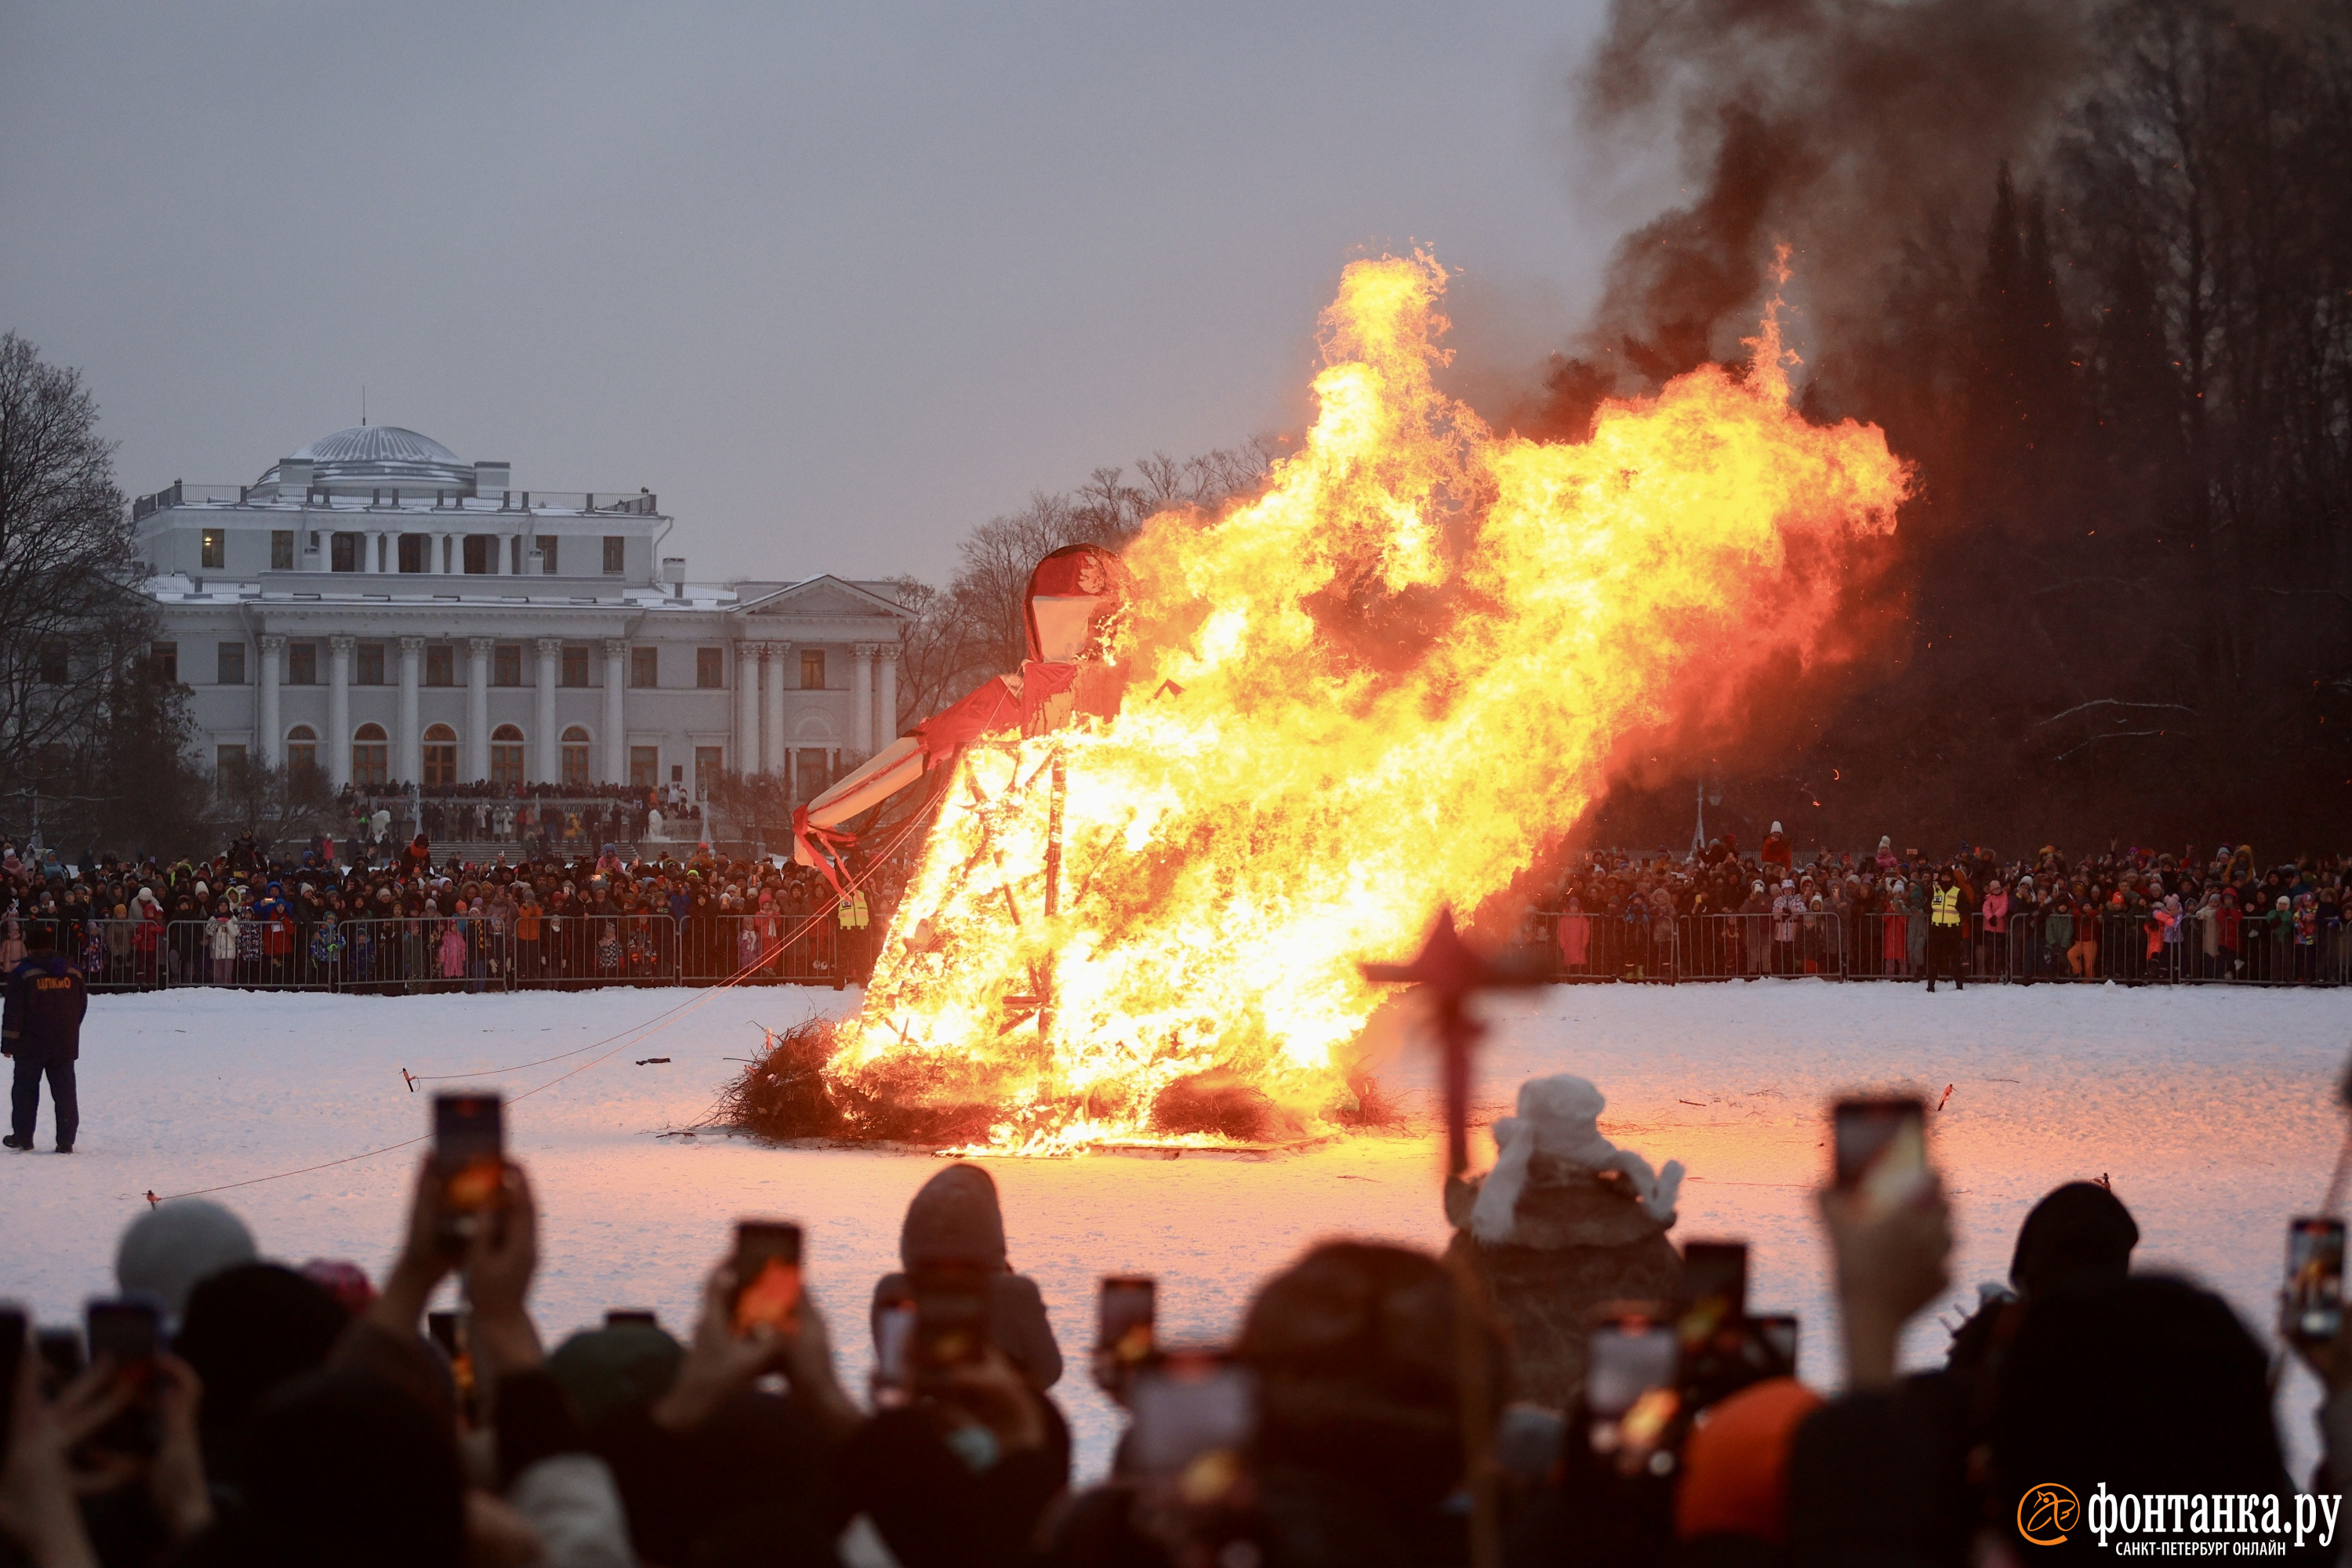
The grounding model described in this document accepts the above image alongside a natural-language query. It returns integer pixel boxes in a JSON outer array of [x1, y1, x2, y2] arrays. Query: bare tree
[[0, 334, 206, 854], [209, 757, 339, 851], [704, 769, 799, 857]]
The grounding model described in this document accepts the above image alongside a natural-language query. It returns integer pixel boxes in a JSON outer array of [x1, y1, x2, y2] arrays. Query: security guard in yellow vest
[[1926, 869, 1965, 993], [834, 886, 870, 989]]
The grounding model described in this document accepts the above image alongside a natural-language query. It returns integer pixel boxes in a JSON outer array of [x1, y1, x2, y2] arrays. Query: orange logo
[[2019, 1483, 2079, 1546]]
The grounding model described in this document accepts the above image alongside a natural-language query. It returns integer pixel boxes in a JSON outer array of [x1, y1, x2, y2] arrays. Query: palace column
[[875, 643, 900, 747], [735, 641, 764, 776], [535, 638, 562, 783], [762, 641, 790, 776], [850, 644, 876, 758], [327, 636, 354, 789], [397, 637, 423, 784], [466, 638, 492, 782], [257, 635, 284, 766], [603, 638, 627, 783]]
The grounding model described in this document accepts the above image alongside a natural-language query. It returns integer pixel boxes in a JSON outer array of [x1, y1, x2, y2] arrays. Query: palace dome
[[258, 426, 476, 493]]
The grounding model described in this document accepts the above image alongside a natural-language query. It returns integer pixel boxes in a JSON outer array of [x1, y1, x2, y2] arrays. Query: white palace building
[[132, 424, 909, 804]]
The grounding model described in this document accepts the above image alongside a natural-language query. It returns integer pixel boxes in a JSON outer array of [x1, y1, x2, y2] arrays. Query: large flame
[[829, 254, 1906, 1152]]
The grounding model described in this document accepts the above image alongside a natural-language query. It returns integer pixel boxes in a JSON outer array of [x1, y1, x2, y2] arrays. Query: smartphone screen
[[434, 1093, 504, 1225], [1098, 1276, 1156, 1366], [1127, 1352, 1255, 1476], [873, 1298, 917, 1403], [1586, 1312, 1677, 1417], [911, 1261, 990, 1382], [604, 1309, 659, 1329], [1833, 1097, 1929, 1214], [731, 1221, 804, 1336], [2288, 1217, 2346, 1345], [1678, 1241, 1748, 1351]]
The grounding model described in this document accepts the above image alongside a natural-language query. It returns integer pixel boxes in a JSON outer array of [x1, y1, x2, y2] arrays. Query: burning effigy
[[774, 252, 1907, 1155]]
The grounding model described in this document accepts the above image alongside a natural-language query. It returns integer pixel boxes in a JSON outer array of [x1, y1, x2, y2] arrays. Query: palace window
[[285, 725, 318, 775], [561, 644, 590, 687], [795, 749, 830, 803], [696, 648, 723, 688], [288, 643, 317, 685], [490, 724, 526, 786], [630, 646, 659, 688], [331, 532, 362, 572], [150, 643, 177, 684], [355, 643, 386, 685], [422, 724, 458, 787], [216, 642, 245, 685], [630, 746, 659, 789], [351, 723, 389, 786], [463, 535, 495, 575], [399, 534, 429, 573], [214, 744, 245, 794], [39, 642, 71, 685], [800, 649, 825, 690], [694, 746, 723, 801], [270, 530, 294, 570], [425, 644, 455, 687], [561, 725, 592, 786], [539, 535, 559, 574], [201, 528, 224, 569], [603, 535, 625, 575], [492, 644, 522, 687]]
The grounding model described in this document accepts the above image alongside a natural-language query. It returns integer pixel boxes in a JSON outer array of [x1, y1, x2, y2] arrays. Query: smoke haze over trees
[[1539, 0, 2352, 856]]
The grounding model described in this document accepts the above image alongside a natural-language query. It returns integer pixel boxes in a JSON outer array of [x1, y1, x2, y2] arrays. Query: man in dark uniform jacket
[[4, 921, 85, 1152]]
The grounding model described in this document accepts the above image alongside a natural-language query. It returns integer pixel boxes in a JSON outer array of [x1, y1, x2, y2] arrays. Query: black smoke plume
[[1540, 0, 2352, 857]]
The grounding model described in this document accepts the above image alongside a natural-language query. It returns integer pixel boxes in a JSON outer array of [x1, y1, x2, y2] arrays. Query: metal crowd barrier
[[11, 904, 2336, 994], [31, 911, 870, 994], [1519, 909, 2343, 985]]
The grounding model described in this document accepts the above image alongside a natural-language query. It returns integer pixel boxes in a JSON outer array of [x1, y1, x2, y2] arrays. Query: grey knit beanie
[[116, 1199, 258, 1316]]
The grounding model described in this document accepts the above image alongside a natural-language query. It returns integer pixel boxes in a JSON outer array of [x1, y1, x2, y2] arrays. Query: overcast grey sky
[[2, 1, 1661, 583]]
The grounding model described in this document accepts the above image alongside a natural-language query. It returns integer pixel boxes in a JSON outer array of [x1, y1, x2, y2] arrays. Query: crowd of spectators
[[1539, 825, 2348, 984], [336, 785, 703, 860], [0, 1080, 2340, 1566], [0, 833, 895, 994]]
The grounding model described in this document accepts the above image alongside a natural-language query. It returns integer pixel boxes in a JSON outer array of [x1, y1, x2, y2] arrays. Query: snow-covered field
[[10, 980, 2347, 1478]]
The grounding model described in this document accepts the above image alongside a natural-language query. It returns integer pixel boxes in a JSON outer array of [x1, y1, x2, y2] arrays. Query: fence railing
[[1516, 909, 2345, 985], [7, 912, 872, 994], [11, 906, 2336, 995]]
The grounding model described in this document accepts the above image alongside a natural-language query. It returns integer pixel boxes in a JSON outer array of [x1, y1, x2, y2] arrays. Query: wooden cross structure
[[1360, 907, 1546, 1568]]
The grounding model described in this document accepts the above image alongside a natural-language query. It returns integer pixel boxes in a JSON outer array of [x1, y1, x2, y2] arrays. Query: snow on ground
[[9, 979, 2347, 1479]]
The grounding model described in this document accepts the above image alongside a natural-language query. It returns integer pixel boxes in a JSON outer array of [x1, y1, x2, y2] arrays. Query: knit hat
[[117, 1199, 258, 1316], [1675, 1376, 1823, 1543], [899, 1163, 1008, 1269], [547, 1323, 686, 1428]]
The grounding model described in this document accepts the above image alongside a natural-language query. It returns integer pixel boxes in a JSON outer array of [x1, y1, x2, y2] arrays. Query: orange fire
[[828, 253, 1907, 1153]]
